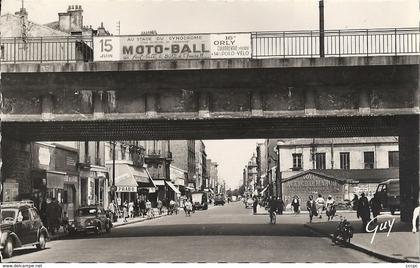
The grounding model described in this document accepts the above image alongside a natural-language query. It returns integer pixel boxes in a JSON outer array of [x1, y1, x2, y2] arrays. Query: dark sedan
[[69, 206, 112, 235]]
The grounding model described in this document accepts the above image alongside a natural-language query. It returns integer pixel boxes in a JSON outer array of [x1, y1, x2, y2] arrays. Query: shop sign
[[117, 186, 137, 192], [96, 171, 108, 179], [38, 147, 51, 166], [64, 175, 78, 184]]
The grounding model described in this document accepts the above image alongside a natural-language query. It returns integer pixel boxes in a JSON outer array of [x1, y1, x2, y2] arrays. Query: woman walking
[[326, 195, 336, 221], [185, 199, 193, 217], [315, 193, 325, 219]]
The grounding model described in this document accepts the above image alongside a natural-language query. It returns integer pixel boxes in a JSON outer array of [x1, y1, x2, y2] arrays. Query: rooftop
[[283, 168, 399, 183]]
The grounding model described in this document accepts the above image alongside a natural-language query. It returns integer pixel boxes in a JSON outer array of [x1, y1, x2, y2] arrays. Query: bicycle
[[269, 210, 276, 224]]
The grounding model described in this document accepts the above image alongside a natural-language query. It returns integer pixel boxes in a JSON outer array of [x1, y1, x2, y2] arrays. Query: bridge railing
[[252, 28, 420, 58], [0, 36, 93, 63], [0, 28, 419, 63]]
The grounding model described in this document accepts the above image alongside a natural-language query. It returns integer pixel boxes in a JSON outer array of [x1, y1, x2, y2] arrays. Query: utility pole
[[319, 0, 325, 57], [112, 141, 116, 202], [116, 21, 121, 35]]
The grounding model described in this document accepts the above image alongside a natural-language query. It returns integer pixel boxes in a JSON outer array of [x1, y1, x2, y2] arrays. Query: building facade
[[276, 137, 399, 203], [169, 140, 195, 187], [194, 141, 207, 190]]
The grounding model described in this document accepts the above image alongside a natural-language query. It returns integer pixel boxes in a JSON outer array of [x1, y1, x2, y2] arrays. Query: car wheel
[[36, 232, 46, 250], [94, 225, 101, 235], [3, 237, 14, 258]]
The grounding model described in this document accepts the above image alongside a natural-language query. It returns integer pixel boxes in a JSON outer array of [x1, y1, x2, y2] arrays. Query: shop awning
[[113, 163, 138, 188], [128, 166, 155, 188], [166, 181, 181, 194], [110, 163, 156, 191]]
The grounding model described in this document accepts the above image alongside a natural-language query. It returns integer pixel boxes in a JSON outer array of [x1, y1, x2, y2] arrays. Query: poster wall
[[94, 33, 251, 61]]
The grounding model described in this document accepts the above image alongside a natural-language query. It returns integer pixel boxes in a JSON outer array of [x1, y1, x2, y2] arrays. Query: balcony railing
[[1, 28, 418, 63]]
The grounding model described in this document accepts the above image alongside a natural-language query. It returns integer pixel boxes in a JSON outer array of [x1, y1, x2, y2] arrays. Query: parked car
[[0, 201, 49, 258], [69, 206, 112, 235], [214, 195, 225, 206], [376, 179, 400, 215]]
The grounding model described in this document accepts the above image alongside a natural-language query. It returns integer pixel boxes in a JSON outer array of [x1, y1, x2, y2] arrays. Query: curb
[[303, 223, 412, 263], [113, 214, 166, 227], [48, 213, 170, 241]]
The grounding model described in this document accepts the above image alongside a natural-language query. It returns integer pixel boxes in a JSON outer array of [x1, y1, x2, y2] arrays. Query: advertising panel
[[94, 36, 120, 62], [94, 33, 251, 61], [210, 33, 251, 59], [120, 34, 211, 60]]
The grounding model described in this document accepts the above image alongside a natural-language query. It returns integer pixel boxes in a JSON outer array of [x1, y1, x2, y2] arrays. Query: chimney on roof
[[58, 4, 83, 33], [97, 22, 109, 36]]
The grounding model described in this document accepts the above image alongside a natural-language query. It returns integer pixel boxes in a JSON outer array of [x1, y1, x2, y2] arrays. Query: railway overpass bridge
[[0, 28, 419, 221]]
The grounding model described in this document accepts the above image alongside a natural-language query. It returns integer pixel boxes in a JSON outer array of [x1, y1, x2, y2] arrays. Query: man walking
[[252, 197, 258, 215], [369, 193, 382, 223], [306, 195, 317, 223], [357, 192, 371, 232]]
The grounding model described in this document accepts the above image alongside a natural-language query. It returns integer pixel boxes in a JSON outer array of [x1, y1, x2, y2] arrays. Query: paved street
[[6, 202, 380, 263]]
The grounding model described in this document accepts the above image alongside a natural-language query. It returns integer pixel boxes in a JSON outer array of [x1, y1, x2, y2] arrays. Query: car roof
[[77, 206, 102, 209]]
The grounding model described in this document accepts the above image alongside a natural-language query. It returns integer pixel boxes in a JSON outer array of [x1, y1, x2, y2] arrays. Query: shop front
[[108, 161, 155, 208], [63, 174, 79, 220], [79, 166, 109, 208], [30, 142, 81, 216], [148, 179, 180, 207]]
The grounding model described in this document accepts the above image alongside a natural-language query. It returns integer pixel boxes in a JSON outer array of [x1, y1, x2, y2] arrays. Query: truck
[[191, 191, 209, 210], [375, 179, 400, 215]]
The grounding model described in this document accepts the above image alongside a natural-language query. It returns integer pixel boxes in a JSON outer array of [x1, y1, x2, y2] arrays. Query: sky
[[2, 0, 418, 189], [204, 139, 264, 189], [2, 0, 418, 35]]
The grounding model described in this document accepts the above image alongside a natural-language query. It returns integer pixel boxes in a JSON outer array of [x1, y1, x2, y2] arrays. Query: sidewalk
[[304, 211, 419, 262], [48, 208, 175, 241]]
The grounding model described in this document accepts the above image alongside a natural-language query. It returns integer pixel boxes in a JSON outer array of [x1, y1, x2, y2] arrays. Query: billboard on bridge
[[94, 33, 251, 61]]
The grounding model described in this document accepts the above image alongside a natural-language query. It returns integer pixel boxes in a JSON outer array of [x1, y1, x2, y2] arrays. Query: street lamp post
[[276, 142, 284, 201], [319, 0, 325, 57], [112, 141, 116, 202]]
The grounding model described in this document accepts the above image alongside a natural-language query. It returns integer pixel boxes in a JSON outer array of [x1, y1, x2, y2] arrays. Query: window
[[364, 152, 374, 169], [315, 153, 326, 169], [292, 153, 302, 170], [340, 152, 350, 170], [388, 151, 399, 168], [30, 209, 40, 220], [20, 209, 31, 221]]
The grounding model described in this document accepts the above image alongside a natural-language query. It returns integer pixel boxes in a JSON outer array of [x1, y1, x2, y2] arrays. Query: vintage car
[[214, 195, 225, 206], [0, 201, 49, 258], [69, 206, 112, 235]]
